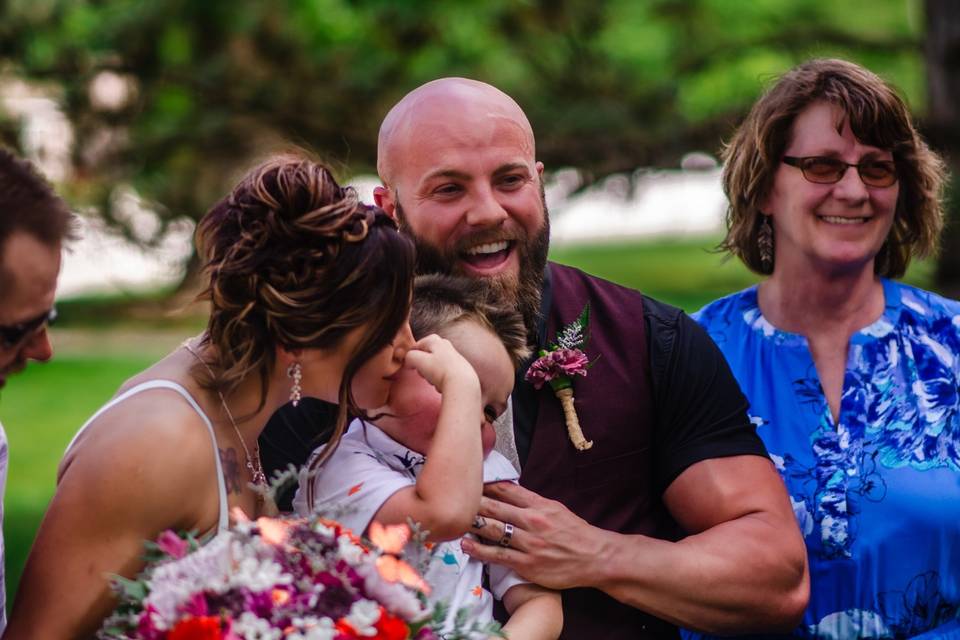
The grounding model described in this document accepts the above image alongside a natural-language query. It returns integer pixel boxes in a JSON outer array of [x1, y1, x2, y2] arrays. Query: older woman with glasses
[[692, 59, 959, 638]]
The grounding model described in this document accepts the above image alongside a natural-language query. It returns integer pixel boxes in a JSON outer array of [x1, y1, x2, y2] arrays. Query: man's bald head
[[377, 78, 536, 186]]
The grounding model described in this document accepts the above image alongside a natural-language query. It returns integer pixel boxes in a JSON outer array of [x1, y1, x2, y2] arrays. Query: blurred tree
[[0, 0, 939, 287], [926, 0, 960, 292]]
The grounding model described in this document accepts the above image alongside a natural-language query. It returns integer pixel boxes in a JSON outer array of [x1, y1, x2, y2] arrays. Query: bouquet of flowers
[[98, 510, 442, 640]]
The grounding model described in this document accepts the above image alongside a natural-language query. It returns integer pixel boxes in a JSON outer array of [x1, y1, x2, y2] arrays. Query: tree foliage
[[0, 0, 929, 248]]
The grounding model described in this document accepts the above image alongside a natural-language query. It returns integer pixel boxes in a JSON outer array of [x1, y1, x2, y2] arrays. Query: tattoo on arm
[[219, 448, 244, 495]]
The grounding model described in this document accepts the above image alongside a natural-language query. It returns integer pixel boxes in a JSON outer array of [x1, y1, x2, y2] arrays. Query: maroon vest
[[519, 263, 680, 639]]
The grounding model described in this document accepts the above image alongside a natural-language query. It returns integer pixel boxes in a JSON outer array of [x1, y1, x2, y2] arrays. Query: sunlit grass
[[1, 355, 156, 604], [549, 235, 935, 311]]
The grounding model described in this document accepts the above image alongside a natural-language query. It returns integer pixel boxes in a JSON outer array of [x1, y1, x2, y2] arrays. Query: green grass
[[550, 237, 760, 311], [0, 236, 939, 609], [0, 329, 187, 606], [548, 235, 936, 311]]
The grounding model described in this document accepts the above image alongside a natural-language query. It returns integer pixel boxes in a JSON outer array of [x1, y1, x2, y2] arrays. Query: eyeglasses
[[782, 156, 898, 188], [0, 307, 57, 348]]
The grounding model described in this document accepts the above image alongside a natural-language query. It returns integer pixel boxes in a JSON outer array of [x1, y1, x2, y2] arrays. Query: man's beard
[[396, 194, 550, 347]]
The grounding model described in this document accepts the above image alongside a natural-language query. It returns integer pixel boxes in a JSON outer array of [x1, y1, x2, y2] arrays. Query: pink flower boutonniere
[[525, 303, 595, 451]]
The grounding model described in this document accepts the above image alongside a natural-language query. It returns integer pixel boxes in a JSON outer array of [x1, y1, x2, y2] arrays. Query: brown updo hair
[[194, 153, 415, 465], [721, 58, 946, 277]]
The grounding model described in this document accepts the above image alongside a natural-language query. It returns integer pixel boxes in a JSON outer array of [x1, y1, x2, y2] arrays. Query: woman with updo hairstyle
[[6, 154, 418, 639], [692, 59, 959, 638]]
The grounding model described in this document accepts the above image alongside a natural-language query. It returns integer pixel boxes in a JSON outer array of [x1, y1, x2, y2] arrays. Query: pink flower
[[524, 348, 589, 389], [180, 592, 210, 617], [156, 529, 190, 559], [136, 605, 167, 640]]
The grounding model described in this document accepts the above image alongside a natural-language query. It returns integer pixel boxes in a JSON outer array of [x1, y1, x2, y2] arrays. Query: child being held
[[294, 274, 562, 639]]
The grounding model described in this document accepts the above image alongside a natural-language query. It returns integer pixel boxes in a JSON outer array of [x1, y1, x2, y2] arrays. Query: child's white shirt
[[293, 419, 526, 636]]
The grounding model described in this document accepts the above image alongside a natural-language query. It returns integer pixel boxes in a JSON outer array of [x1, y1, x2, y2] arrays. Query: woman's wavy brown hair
[[721, 58, 947, 277], [194, 153, 415, 481]]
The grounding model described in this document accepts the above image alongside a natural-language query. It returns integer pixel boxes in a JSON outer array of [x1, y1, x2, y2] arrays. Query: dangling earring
[[758, 215, 774, 273], [287, 362, 303, 407]]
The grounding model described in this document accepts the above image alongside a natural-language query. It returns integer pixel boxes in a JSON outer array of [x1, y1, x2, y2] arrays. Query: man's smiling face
[[377, 80, 549, 337]]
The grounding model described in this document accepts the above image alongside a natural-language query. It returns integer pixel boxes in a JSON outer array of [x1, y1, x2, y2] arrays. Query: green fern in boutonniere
[[525, 303, 595, 451]]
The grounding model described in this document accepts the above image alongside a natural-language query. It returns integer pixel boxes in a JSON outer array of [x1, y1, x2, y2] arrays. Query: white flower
[[355, 561, 428, 621], [232, 612, 282, 640], [144, 533, 236, 624], [229, 553, 291, 592], [557, 320, 584, 349], [337, 535, 365, 564], [143, 533, 292, 624], [313, 521, 337, 539], [286, 616, 337, 640], [344, 599, 382, 637]]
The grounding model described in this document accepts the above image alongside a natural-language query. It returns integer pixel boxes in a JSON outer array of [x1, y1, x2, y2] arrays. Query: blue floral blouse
[[691, 279, 960, 639]]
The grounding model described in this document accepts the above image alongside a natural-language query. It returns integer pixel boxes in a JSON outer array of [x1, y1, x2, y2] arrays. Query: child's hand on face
[[404, 334, 480, 396]]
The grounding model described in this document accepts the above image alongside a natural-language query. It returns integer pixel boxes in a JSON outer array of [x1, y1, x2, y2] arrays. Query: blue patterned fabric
[[689, 279, 960, 639]]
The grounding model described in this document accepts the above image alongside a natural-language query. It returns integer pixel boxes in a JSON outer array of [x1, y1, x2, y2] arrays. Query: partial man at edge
[[0, 148, 74, 636]]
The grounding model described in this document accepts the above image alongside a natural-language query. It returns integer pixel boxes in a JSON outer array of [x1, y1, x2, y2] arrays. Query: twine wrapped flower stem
[[525, 304, 595, 451]]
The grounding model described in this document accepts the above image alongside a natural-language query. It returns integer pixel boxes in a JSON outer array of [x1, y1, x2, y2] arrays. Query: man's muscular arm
[[462, 304, 808, 634], [462, 456, 808, 634]]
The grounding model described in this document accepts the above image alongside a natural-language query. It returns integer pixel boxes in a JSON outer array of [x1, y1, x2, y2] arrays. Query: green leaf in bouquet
[[111, 574, 148, 602], [105, 572, 150, 623]]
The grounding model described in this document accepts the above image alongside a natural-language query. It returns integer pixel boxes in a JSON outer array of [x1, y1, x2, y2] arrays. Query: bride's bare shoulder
[[59, 356, 218, 488]]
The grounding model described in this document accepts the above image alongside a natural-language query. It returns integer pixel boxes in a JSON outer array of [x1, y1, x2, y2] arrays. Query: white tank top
[[65, 379, 229, 533]]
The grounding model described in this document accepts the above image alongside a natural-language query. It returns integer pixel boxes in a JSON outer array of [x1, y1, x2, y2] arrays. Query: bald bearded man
[[260, 79, 808, 638]]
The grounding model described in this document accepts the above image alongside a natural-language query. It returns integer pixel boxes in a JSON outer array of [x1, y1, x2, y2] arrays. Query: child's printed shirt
[[294, 420, 526, 636]]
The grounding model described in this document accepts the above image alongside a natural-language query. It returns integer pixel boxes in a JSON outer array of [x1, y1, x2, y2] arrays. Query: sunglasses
[[782, 156, 898, 188], [1, 307, 57, 349]]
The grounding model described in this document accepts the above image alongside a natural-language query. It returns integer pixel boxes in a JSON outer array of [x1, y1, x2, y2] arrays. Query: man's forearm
[[463, 458, 809, 635], [592, 514, 808, 634]]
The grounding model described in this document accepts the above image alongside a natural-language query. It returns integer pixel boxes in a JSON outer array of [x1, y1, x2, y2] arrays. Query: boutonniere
[[525, 303, 595, 451]]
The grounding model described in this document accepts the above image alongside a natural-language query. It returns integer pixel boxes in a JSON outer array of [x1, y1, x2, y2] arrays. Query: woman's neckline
[[743, 278, 899, 344]]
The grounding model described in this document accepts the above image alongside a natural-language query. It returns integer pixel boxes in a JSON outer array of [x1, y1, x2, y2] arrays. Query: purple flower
[[525, 348, 589, 389], [136, 605, 166, 640], [156, 530, 190, 559], [244, 589, 277, 618]]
